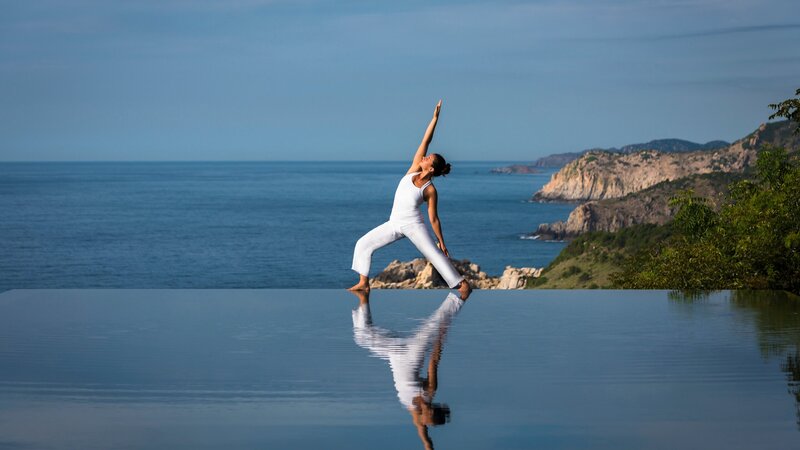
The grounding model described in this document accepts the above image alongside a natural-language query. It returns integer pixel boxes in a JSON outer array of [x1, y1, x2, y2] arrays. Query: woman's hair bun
[[432, 154, 451, 177]]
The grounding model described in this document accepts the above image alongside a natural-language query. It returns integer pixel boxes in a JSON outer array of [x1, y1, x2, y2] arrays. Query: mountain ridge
[[530, 138, 730, 168]]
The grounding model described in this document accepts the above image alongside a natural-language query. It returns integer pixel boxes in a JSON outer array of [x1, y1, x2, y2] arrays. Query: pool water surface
[[0, 289, 798, 449]]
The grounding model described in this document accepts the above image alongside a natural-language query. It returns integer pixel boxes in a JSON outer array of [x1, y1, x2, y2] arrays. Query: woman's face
[[419, 154, 436, 173]]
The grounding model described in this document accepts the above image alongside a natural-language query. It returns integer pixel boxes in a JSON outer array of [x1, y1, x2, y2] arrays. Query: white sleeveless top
[[389, 172, 431, 224]]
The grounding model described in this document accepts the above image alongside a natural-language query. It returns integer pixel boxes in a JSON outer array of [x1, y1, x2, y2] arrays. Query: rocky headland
[[370, 258, 542, 290], [532, 121, 796, 202], [533, 172, 739, 240]]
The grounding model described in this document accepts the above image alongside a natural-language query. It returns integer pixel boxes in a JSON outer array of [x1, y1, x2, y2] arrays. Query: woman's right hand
[[437, 241, 450, 258], [433, 100, 442, 119]]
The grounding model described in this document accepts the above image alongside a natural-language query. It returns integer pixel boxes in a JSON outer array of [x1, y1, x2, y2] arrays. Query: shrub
[[563, 265, 583, 277], [613, 145, 800, 293]]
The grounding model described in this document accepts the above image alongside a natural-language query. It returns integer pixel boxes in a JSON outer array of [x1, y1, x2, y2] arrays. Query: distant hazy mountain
[[530, 138, 730, 168], [607, 138, 729, 154], [489, 164, 541, 174], [529, 153, 584, 168]]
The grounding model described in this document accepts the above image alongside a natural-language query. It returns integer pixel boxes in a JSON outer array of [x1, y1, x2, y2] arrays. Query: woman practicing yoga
[[348, 100, 472, 300]]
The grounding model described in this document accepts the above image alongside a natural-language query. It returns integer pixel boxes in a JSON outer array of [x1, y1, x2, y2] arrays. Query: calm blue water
[[0, 162, 573, 290], [0, 289, 798, 449]]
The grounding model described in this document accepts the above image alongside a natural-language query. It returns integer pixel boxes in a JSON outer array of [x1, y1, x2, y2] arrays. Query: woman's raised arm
[[407, 100, 442, 174]]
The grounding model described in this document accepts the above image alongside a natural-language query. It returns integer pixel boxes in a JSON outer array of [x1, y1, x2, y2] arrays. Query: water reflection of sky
[[0, 289, 798, 449]]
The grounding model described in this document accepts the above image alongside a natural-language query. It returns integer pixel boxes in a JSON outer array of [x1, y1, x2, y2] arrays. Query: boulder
[[370, 258, 541, 290], [496, 266, 543, 289]]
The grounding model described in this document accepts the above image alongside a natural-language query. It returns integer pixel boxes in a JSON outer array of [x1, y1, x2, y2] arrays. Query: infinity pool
[[0, 289, 798, 449]]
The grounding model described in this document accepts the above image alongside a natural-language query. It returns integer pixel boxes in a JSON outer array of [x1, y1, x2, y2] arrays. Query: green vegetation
[[769, 88, 800, 134], [612, 145, 800, 293], [529, 224, 673, 289]]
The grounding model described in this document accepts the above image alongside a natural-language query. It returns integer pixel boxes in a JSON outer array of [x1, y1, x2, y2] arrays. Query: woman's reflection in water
[[350, 290, 465, 450]]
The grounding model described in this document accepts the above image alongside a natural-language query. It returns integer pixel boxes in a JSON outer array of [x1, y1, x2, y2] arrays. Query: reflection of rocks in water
[[370, 258, 542, 290], [671, 290, 800, 428]]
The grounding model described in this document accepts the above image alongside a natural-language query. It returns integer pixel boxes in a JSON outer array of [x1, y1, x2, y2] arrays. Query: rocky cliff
[[532, 147, 753, 202], [370, 258, 542, 289], [532, 121, 796, 202], [533, 172, 739, 240]]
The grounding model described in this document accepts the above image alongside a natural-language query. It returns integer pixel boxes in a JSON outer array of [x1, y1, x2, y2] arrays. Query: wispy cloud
[[578, 23, 800, 42], [643, 23, 800, 40]]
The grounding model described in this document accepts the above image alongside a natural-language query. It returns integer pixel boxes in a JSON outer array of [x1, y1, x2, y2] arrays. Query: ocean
[[0, 161, 574, 290]]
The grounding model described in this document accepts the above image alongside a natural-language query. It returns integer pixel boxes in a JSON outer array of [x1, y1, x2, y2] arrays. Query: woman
[[348, 100, 472, 300]]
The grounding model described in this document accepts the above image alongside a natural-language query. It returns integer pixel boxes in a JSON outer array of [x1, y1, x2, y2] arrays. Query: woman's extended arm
[[407, 100, 442, 174], [425, 186, 450, 257]]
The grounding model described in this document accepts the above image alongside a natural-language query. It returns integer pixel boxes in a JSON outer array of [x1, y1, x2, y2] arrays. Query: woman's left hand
[[433, 100, 442, 119], [437, 241, 450, 258]]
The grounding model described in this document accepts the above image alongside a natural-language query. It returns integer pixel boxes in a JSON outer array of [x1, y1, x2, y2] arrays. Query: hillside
[[529, 225, 673, 289]]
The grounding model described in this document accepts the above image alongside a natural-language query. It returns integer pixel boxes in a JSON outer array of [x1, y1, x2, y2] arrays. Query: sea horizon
[[0, 161, 572, 291], [0, 159, 544, 164]]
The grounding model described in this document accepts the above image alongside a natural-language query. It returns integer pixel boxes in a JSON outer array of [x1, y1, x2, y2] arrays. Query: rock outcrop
[[495, 267, 543, 289], [532, 121, 797, 202], [370, 258, 541, 290]]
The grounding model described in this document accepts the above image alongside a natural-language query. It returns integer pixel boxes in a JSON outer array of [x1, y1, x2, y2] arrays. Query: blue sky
[[1, 0, 798, 161]]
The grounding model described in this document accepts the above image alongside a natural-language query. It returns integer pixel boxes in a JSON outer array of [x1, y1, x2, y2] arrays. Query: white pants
[[352, 221, 465, 288]]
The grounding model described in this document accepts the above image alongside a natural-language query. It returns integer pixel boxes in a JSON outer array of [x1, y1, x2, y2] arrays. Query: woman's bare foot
[[457, 280, 472, 300], [347, 275, 369, 292], [348, 275, 371, 292]]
